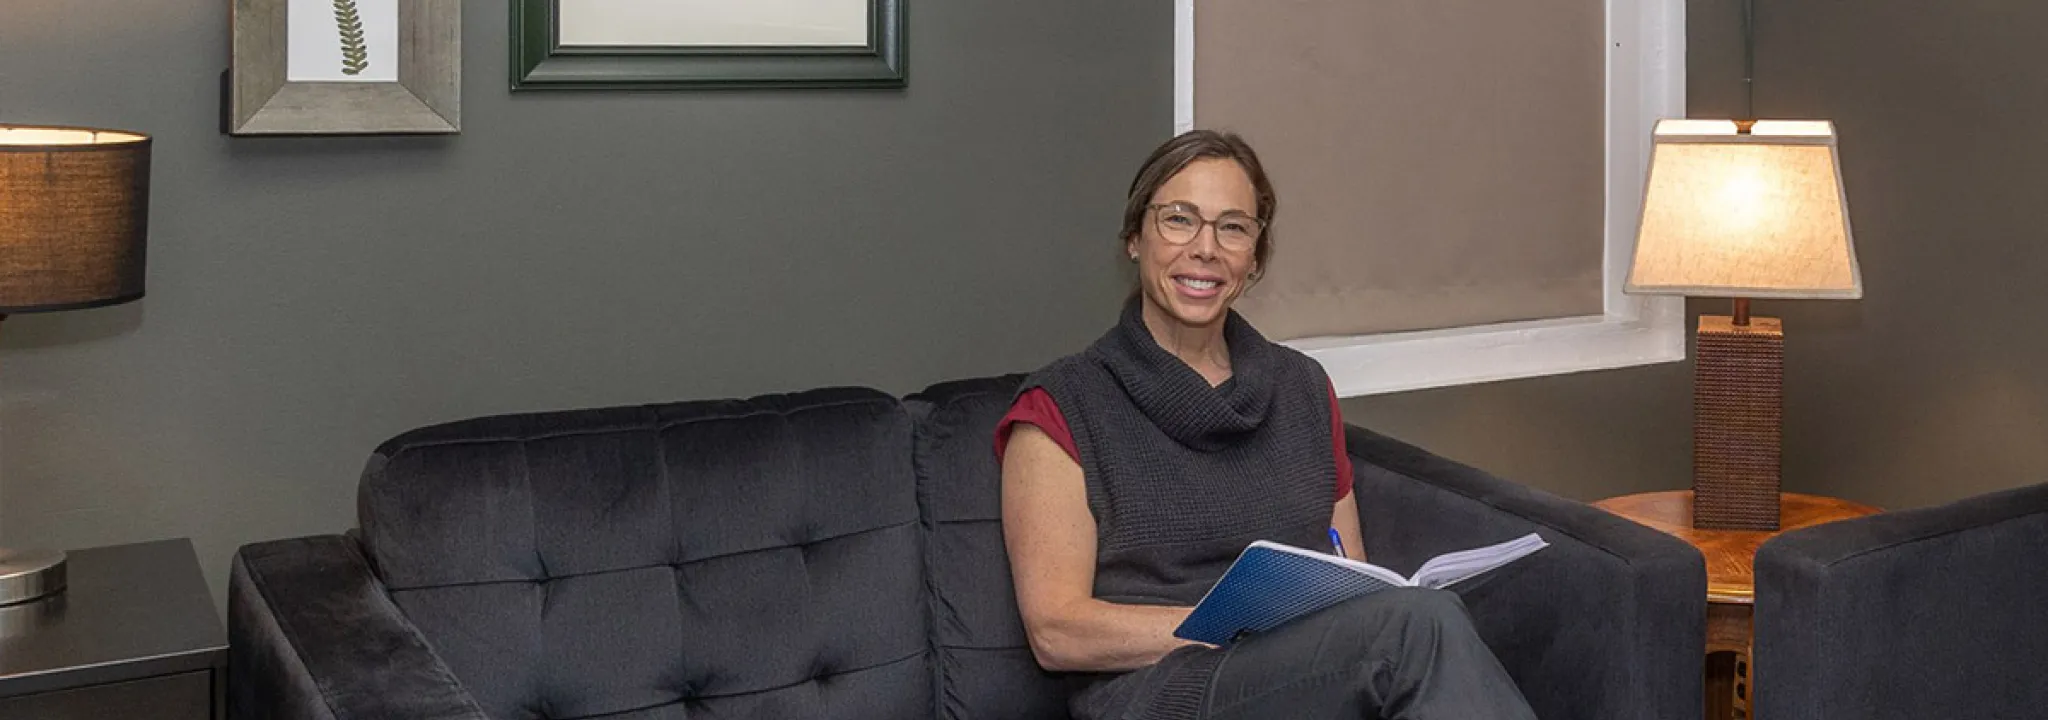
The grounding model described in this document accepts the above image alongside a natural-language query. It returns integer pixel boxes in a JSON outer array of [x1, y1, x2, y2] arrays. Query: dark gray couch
[[228, 375, 1706, 720], [1753, 481, 2048, 720]]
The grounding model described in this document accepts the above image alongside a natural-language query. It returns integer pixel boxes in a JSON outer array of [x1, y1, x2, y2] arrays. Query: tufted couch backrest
[[357, 387, 934, 720], [907, 375, 1072, 720]]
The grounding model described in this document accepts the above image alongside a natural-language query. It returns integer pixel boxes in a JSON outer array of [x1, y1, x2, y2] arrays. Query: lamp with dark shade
[[0, 124, 152, 607]]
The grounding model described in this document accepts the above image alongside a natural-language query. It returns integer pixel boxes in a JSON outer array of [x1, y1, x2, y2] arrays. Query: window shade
[[1193, 0, 1609, 341]]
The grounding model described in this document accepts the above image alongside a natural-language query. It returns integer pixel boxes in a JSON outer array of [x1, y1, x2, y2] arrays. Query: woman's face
[[1128, 157, 1263, 331]]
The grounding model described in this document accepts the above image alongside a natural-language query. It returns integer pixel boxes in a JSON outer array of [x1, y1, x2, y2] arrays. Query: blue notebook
[[1172, 532, 1549, 647]]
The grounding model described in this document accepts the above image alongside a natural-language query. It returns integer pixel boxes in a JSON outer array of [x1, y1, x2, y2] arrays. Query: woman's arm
[[1001, 424, 1205, 672]]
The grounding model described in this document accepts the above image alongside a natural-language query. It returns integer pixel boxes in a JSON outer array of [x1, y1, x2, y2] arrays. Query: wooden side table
[[1594, 490, 1880, 720]]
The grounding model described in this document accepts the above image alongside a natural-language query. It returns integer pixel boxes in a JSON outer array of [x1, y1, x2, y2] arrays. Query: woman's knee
[[1248, 588, 1474, 652], [1346, 587, 1472, 630], [1230, 590, 1475, 669], [1391, 587, 1467, 616]]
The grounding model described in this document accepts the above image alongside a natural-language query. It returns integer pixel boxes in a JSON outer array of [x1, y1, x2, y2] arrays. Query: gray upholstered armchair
[[1754, 481, 2048, 719], [1343, 426, 1707, 719]]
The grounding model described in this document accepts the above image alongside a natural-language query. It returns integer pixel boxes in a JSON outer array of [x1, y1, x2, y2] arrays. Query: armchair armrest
[[1344, 425, 1706, 720], [228, 534, 487, 720], [1754, 482, 2048, 720]]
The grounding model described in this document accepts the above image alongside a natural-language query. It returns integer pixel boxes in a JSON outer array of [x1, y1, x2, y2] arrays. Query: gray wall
[[6, 0, 2047, 611], [0, 1, 1169, 596], [1349, 0, 2048, 512], [1749, 0, 2048, 507]]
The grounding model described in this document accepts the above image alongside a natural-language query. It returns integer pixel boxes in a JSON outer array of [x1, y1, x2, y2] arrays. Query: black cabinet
[[0, 540, 226, 719]]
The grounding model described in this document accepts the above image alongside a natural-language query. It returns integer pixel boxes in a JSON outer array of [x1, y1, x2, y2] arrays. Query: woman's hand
[[1001, 424, 1205, 672]]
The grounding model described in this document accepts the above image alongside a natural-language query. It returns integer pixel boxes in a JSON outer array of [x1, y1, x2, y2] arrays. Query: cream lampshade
[[1628, 119, 1860, 299], [1625, 118, 1861, 531]]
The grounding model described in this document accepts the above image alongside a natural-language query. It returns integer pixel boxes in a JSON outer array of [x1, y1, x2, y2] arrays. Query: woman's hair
[[1120, 129, 1278, 277]]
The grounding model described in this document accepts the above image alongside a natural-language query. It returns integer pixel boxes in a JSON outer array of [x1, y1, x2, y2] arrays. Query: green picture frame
[[511, 0, 906, 91]]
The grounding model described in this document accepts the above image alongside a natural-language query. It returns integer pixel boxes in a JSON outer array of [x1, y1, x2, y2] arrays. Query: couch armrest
[[1754, 482, 2048, 720], [1344, 425, 1705, 720], [228, 535, 488, 720]]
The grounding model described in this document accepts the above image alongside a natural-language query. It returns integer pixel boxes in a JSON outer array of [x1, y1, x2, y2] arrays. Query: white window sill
[[1287, 296, 1685, 396]]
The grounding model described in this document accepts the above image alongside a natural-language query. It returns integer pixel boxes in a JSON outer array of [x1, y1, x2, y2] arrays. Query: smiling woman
[[993, 130, 1540, 720]]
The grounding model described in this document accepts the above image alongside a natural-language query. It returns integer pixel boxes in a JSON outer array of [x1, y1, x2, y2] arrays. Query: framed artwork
[[512, 0, 906, 91], [226, 0, 461, 135]]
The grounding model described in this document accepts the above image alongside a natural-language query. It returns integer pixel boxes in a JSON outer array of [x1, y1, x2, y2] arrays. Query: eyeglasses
[[1148, 203, 1264, 252]]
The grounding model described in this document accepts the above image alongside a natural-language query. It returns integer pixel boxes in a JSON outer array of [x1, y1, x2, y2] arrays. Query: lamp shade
[[1626, 119, 1860, 299], [0, 124, 151, 314]]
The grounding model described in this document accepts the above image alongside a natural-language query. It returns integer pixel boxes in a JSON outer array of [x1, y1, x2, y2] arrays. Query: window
[[1176, 0, 1686, 396]]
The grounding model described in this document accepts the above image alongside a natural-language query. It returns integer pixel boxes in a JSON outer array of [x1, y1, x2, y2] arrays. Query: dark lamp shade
[[0, 124, 151, 314]]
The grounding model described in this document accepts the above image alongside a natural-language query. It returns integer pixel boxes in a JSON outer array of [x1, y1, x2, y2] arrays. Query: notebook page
[[1409, 533, 1549, 589]]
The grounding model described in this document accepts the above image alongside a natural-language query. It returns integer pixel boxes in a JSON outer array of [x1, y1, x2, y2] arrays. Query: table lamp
[[0, 124, 152, 606], [1625, 118, 1860, 531]]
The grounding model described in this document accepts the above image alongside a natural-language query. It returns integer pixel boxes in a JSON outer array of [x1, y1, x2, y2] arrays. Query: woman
[[994, 130, 1536, 720]]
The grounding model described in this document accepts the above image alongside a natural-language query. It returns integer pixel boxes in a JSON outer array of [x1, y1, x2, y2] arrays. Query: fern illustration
[[334, 0, 370, 76]]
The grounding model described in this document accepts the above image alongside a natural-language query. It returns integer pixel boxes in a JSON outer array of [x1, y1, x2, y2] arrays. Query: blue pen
[[1328, 527, 1347, 558]]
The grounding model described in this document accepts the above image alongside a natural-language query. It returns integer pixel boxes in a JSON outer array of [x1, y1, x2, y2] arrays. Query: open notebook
[[1173, 532, 1549, 647]]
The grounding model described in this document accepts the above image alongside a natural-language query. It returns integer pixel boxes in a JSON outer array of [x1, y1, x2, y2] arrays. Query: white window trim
[[1173, 0, 1688, 397]]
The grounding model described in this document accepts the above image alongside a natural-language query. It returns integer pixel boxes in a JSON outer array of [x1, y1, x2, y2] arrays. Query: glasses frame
[[1146, 203, 1265, 252]]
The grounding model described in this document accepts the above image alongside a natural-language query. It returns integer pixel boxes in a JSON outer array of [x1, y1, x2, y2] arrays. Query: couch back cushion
[[907, 376, 1073, 720], [357, 387, 930, 720]]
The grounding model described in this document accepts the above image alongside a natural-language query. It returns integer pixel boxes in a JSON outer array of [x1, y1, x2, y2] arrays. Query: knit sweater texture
[[1020, 299, 1339, 720]]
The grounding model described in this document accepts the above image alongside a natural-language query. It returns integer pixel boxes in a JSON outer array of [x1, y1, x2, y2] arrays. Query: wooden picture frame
[[226, 0, 461, 135], [511, 0, 906, 91]]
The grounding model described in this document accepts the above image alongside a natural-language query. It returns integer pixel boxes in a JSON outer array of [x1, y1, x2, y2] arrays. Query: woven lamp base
[[1693, 315, 1784, 531]]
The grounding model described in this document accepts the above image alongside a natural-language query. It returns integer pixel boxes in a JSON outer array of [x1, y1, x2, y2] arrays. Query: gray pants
[[1199, 588, 1537, 720]]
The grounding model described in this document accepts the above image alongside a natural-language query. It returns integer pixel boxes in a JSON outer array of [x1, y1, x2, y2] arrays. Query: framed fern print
[[511, 0, 906, 91], [226, 0, 460, 135]]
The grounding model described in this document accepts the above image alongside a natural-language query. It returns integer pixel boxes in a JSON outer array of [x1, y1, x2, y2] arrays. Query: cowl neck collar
[[1087, 298, 1277, 451]]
